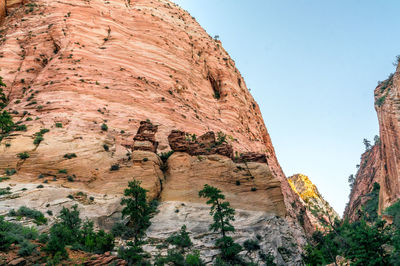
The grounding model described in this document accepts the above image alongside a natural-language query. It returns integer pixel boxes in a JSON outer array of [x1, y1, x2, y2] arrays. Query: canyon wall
[[346, 63, 400, 219], [344, 144, 382, 221], [0, 0, 314, 264]]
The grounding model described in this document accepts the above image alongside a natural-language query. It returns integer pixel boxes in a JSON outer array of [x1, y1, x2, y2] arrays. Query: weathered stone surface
[[0, 0, 308, 228], [162, 152, 286, 215], [133, 120, 159, 153], [373, 65, 400, 212], [288, 174, 339, 229], [144, 201, 306, 266], [168, 130, 233, 158], [8, 257, 26, 266], [234, 152, 268, 163], [0, 0, 316, 261], [346, 63, 400, 219], [344, 145, 382, 221]]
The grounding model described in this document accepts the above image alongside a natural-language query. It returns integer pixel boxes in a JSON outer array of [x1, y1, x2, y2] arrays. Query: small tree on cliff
[[0, 76, 7, 109], [0, 110, 13, 134], [120, 179, 154, 245], [198, 184, 242, 262], [363, 138, 371, 151]]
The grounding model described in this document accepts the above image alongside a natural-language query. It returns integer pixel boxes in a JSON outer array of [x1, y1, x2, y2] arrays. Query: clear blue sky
[[173, 0, 400, 215]]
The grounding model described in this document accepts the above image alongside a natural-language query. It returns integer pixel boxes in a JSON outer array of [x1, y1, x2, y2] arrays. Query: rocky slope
[[345, 62, 400, 219], [0, 0, 312, 264], [288, 174, 339, 229], [344, 144, 382, 221]]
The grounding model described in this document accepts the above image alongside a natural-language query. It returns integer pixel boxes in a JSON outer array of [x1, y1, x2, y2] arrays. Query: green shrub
[[63, 153, 77, 159], [376, 96, 386, 107], [0, 187, 11, 195], [36, 184, 44, 188], [33, 128, 49, 145], [110, 164, 120, 171], [101, 123, 108, 131], [17, 152, 30, 159], [38, 233, 49, 244], [166, 225, 192, 252], [8, 206, 47, 225], [15, 124, 27, 131], [111, 222, 136, 240], [0, 111, 14, 134], [0, 176, 10, 182], [18, 240, 37, 256], [159, 151, 174, 163], [55, 122, 62, 128], [103, 144, 109, 151], [185, 250, 205, 266], [5, 168, 16, 176], [0, 216, 38, 251], [58, 169, 68, 174]]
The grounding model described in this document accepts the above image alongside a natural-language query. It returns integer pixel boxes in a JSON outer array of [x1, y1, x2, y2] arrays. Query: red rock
[[168, 130, 233, 158], [346, 63, 400, 219], [0, 0, 311, 234], [8, 258, 26, 266], [133, 121, 159, 153], [344, 145, 382, 221]]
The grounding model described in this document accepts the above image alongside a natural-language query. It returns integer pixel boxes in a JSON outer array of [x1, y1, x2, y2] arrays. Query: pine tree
[[199, 184, 242, 262], [120, 179, 154, 245], [0, 76, 7, 109], [0, 110, 13, 134]]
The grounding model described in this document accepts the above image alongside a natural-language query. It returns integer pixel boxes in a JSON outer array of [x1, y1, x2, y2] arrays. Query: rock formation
[[0, 0, 318, 264], [288, 174, 339, 229], [344, 145, 382, 221], [345, 62, 400, 219]]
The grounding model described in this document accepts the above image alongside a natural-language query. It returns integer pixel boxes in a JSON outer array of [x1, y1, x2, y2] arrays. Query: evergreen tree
[[0, 110, 13, 134], [363, 138, 371, 151], [118, 180, 157, 265], [198, 184, 242, 263], [0, 76, 7, 109], [120, 179, 154, 245]]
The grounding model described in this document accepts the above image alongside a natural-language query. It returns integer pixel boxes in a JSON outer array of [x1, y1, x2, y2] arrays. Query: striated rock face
[[373, 64, 400, 212], [163, 152, 286, 215], [344, 145, 382, 221], [0, 0, 313, 263], [0, 0, 309, 227], [346, 63, 400, 220], [288, 174, 339, 229]]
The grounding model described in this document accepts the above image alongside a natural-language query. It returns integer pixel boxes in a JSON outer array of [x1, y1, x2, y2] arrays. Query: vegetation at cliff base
[[304, 183, 400, 266]]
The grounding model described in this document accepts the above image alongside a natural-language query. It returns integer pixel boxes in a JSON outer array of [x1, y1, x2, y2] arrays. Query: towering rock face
[[288, 174, 339, 229], [373, 64, 400, 212], [345, 63, 400, 220], [0, 0, 311, 264], [344, 145, 382, 221]]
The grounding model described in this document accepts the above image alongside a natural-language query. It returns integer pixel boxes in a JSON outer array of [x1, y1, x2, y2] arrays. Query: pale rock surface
[[163, 152, 286, 216], [144, 201, 306, 266]]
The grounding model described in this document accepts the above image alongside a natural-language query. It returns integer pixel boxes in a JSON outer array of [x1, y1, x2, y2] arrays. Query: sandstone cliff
[[345, 62, 400, 220], [374, 63, 400, 212], [288, 174, 339, 229], [344, 144, 382, 221], [0, 0, 310, 264]]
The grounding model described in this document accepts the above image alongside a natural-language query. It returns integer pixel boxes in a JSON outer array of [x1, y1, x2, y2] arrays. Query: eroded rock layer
[[344, 145, 382, 221], [345, 63, 400, 219], [288, 174, 339, 229], [0, 0, 310, 228], [374, 64, 400, 212]]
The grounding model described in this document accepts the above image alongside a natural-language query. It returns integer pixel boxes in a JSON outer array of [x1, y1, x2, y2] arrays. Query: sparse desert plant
[[17, 152, 30, 159]]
